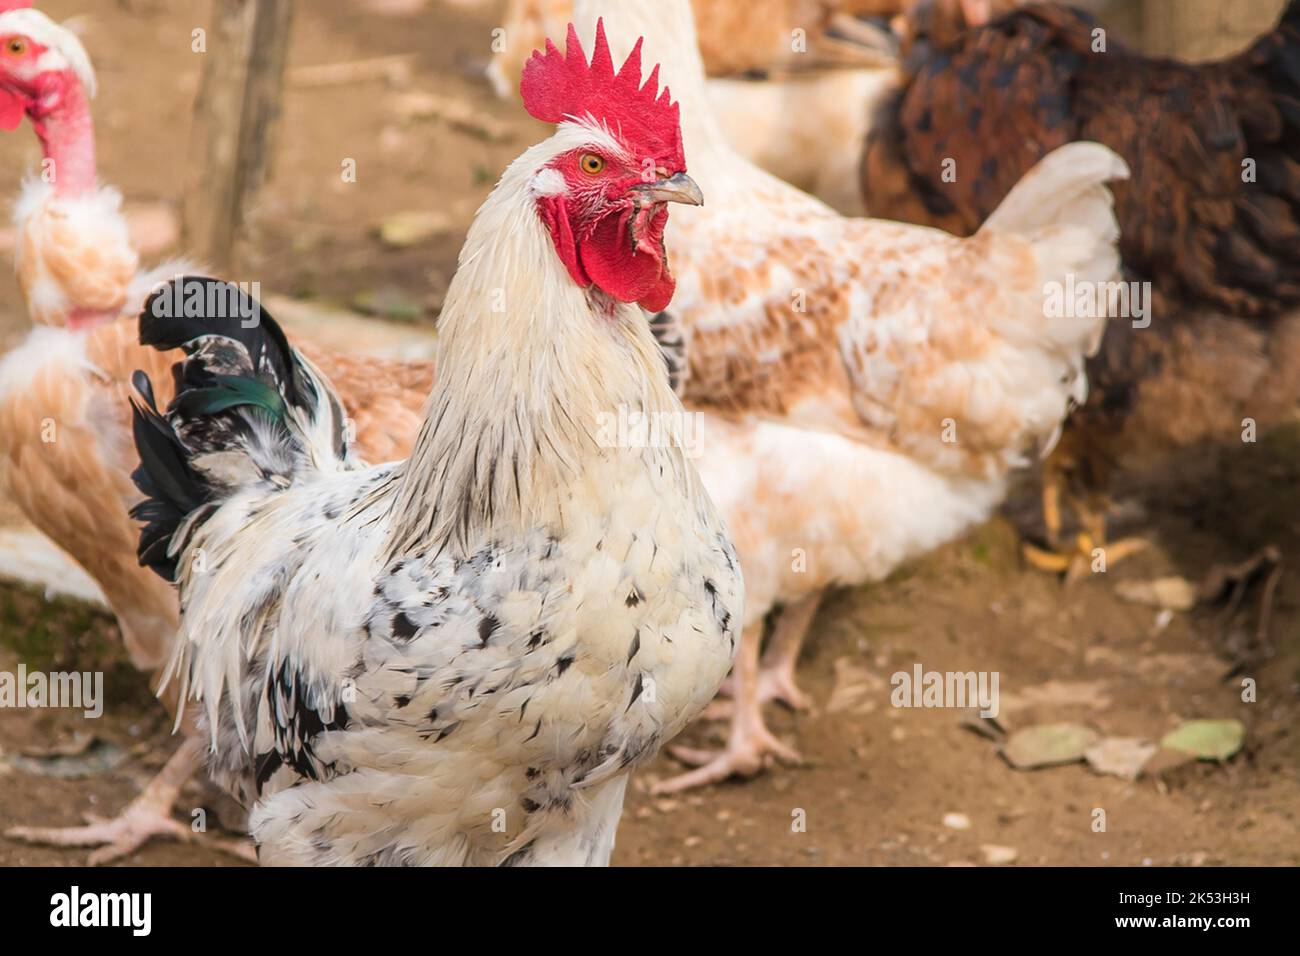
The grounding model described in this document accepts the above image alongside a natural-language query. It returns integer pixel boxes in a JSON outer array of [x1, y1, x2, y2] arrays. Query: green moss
[[0, 581, 155, 710]]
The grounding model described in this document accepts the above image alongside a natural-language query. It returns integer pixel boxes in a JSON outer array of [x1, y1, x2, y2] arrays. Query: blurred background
[[0, 0, 1295, 867]]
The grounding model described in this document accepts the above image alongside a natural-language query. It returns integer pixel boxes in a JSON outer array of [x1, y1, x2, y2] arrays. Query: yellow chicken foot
[[1069, 496, 1150, 582], [1022, 489, 1149, 580], [6, 735, 255, 865], [1023, 530, 1150, 580], [1022, 463, 1071, 571], [1041, 464, 1065, 551], [653, 622, 801, 794]]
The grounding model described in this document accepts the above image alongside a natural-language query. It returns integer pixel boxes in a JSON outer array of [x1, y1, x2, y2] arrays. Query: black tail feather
[[130, 370, 209, 582], [130, 277, 346, 583], [138, 277, 306, 408]]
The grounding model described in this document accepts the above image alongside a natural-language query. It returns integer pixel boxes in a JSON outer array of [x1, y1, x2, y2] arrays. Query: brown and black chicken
[[863, 0, 1300, 579]]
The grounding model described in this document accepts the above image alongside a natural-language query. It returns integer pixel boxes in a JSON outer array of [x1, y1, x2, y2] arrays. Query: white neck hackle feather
[[384, 123, 691, 558]]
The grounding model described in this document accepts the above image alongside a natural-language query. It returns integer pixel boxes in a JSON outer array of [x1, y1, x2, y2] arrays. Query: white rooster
[[128, 22, 741, 866]]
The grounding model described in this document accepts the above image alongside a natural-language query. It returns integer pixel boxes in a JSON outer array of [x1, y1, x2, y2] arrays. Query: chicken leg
[[705, 591, 822, 714], [653, 613, 804, 794], [756, 591, 822, 711], [1022, 455, 1148, 580], [6, 731, 254, 865], [1022, 485, 1149, 581]]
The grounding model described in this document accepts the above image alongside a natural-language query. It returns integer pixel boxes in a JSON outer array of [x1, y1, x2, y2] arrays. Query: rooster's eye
[[580, 153, 606, 175], [4, 38, 26, 57]]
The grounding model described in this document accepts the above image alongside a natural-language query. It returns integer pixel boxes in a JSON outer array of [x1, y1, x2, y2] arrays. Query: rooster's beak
[[632, 172, 704, 207]]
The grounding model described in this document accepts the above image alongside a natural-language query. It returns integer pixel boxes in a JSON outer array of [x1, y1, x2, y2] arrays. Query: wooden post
[[182, 0, 294, 276]]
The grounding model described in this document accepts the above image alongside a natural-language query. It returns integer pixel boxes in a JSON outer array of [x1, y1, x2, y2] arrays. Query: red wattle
[[0, 89, 26, 131], [578, 208, 675, 313], [539, 195, 589, 289]]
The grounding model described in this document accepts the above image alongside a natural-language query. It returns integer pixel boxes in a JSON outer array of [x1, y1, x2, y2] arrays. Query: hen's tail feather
[[981, 141, 1127, 357], [136, 278, 303, 407], [129, 276, 351, 583], [968, 142, 1127, 462], [980, 141, 1128, 245]]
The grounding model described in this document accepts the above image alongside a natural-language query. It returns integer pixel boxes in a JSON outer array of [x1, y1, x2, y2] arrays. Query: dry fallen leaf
[[1002, 722, 1099, 770], [1085, 737, 1159, 781], [1143, 747, 1199, 778], [1160, 719, 1245, 761]]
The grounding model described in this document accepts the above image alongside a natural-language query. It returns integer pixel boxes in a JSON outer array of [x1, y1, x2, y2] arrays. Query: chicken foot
[[6, 734, 255, 865], [1022, 469, 1148, 581]]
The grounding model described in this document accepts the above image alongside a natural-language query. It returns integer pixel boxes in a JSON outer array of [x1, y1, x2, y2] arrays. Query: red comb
[[520, 18, 684, 169], [0, 1, 33, 11]]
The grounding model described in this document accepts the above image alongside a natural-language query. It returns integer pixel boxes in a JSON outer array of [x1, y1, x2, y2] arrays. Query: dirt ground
[[0, 0, 1297, 867]]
